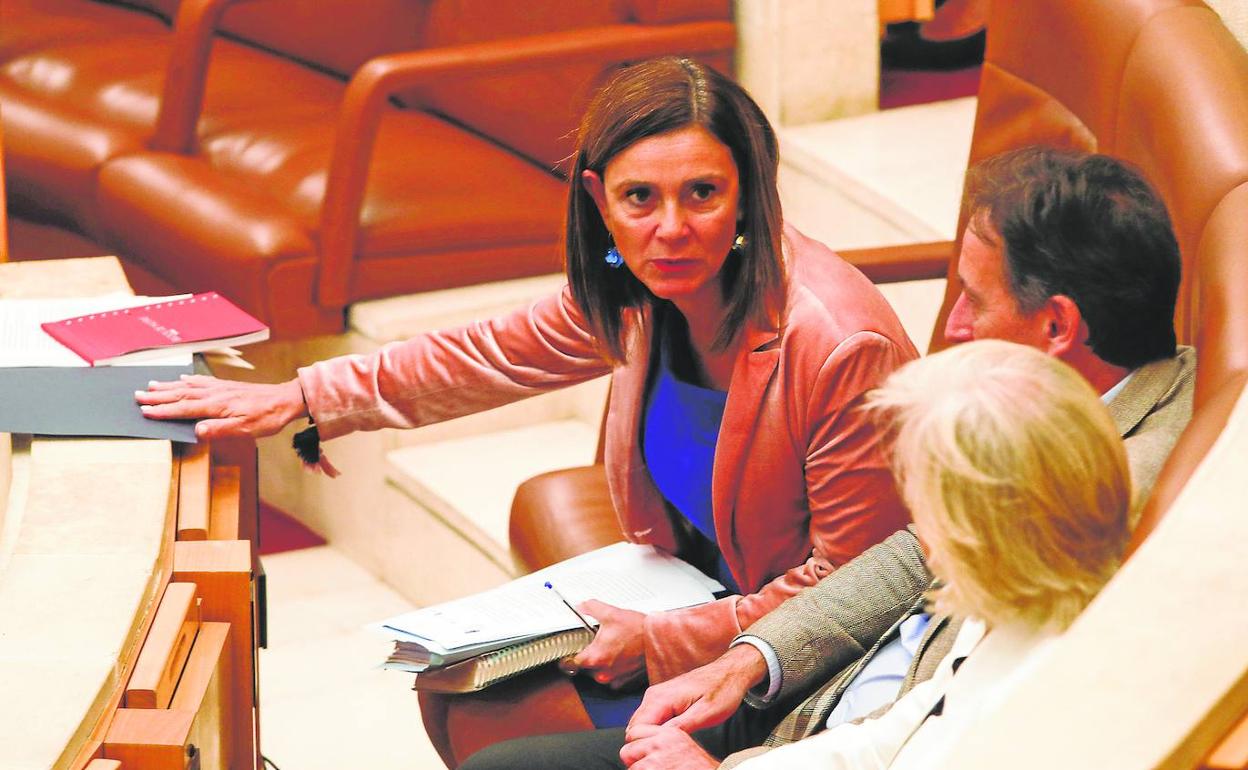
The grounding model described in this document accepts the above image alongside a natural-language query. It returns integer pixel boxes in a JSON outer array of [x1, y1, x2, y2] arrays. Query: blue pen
[[544, 581, 597, 636]]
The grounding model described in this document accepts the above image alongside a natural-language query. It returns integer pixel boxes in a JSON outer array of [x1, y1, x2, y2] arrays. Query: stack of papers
[[2, 294, 194, 368], [373, 542, 724, 674], [0, 294, 199, 440]]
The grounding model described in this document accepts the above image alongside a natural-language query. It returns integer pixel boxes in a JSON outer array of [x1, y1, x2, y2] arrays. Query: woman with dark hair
[[138, 57, 917, 722]]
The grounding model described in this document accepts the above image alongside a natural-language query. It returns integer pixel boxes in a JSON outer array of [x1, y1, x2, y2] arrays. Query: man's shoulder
[[1112, 346, 1196, 503], [1110, 347, 1195, 435]]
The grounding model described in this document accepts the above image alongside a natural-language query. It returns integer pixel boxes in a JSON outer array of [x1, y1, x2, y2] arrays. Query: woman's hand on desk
[[569, 599, 647, 689], [136, 375, 307, 440]]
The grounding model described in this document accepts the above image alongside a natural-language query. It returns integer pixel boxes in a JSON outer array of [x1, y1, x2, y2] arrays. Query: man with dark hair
[[946, 146, 1188, 501], [459, 146, 1195, 770], [958, 146, 1181, 371]]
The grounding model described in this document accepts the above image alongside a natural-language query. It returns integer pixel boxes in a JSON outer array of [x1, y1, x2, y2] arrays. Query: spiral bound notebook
[[408, 628, 595, 693], [40, 291, 268, 366]]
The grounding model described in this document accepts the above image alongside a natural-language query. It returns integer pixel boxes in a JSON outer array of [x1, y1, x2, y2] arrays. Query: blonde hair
[[866, 340, 1131, 631]]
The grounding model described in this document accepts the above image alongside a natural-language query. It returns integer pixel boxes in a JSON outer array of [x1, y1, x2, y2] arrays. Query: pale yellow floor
[[259, 546, 447, 770]]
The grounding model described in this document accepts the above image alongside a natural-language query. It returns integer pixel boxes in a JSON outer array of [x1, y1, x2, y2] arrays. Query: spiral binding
[[412, 627, 594, 692]]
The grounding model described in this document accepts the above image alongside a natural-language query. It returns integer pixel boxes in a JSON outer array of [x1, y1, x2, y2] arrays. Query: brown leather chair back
[[117, 0, 426, 75], [120, 0, 731, 175], [931, 0, 1248, 415], [411, 0, 733, 173], [0, 109, 8, 263]]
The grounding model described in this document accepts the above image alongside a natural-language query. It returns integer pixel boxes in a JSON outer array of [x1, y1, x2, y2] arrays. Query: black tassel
[[292, 423, 322, 466]]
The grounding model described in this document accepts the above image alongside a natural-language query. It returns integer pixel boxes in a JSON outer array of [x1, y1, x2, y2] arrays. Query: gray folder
[[0, 364, 198, 442]]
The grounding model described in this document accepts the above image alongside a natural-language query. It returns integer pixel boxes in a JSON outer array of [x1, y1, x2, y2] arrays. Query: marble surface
[[736, 0, 879, 125], [348, 272, 567, 341], [258, 546, 445, 770], [779, 96, 977, 250], [386, 419, 600, 562]]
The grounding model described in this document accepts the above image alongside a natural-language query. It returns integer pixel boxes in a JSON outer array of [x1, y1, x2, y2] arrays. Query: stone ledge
[[779, 96, 976, 250]]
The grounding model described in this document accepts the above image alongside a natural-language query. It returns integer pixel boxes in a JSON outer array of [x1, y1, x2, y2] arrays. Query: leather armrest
[[150, 0, 259, 153], [508, 464, 623, 573], [418, 665, 590, 768], [317, 20, 736, 307], [838, 240, 955, 284]]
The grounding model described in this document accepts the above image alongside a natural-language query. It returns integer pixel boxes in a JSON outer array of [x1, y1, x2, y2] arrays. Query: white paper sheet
[[375, 542, 725, 652], [0, 294, 193, 367]]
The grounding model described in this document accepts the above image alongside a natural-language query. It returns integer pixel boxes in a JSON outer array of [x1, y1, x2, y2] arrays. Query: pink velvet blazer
[[298, 225, 917, 681]]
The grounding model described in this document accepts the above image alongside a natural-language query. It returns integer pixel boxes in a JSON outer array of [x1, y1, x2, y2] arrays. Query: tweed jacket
[[718, 346, 1195, 767], [1111, 345, 1195, 513], [297, 224, 918, 682], [721, 606, 964, 769]]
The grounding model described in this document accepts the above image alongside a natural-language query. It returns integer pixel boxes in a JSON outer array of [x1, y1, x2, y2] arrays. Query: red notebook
[[41, 292, 270, 366]]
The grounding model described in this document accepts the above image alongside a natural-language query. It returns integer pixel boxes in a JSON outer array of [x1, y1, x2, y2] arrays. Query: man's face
[[943, 226, 1050, 351]]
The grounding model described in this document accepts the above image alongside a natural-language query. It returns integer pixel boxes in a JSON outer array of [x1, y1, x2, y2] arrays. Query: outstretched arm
[[138, 287, 611, 442]]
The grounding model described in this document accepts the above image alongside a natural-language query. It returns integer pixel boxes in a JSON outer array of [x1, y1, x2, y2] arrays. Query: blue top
[[641, 324, 740, 593], [575, 321, 736, 732]]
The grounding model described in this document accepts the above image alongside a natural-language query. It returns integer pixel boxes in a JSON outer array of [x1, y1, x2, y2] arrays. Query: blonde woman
[[724, 338, 1132, 770]]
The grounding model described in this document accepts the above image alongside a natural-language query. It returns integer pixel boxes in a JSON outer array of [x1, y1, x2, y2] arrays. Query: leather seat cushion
[[97, 152, 323, 332], [110, 105, 568, 259], [98, 153, 317, 267], [1, 34, 344, 138], [96, 132, 565, 335], [0, 82, 148, 230], [2, 20, 566, 256], [0, 33, 345, 226]]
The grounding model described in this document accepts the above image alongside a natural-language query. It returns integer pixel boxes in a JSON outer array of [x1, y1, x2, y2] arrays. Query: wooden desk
[[0, 257, 259, 770]]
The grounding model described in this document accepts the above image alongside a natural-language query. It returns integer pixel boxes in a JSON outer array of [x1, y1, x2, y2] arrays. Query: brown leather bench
[[0, 0, 734, 337]]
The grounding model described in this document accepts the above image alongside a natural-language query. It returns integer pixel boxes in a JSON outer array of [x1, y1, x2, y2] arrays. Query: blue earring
[[605, 245, 624, 269]]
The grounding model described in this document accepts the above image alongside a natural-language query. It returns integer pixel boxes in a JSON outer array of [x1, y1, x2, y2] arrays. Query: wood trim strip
[[104, 709, 195, 769], [177, 442, 211, 541], [170, 622, 230, 713], [209, 466, 241, 541], [126, 583, 201, 709], [174, 540, 255, 766]]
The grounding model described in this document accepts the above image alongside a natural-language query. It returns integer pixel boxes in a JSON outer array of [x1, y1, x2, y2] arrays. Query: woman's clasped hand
[[563, 600, 648, 689]]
